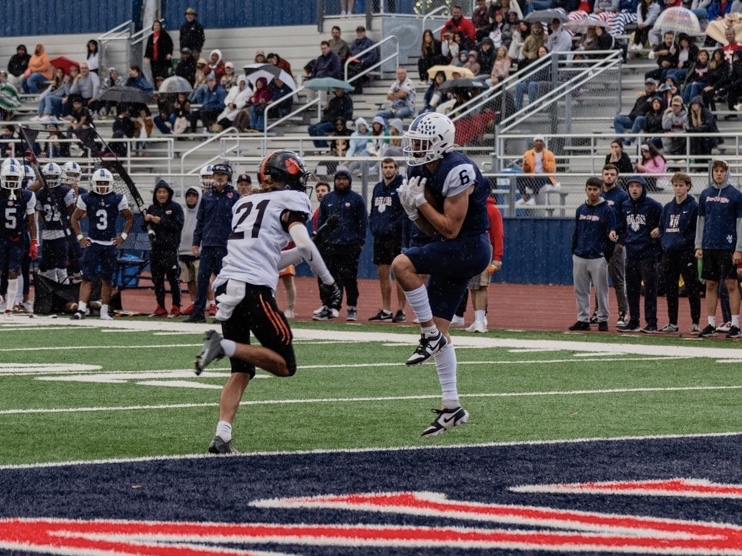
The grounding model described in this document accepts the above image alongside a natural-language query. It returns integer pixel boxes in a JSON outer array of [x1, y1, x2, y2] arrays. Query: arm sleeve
[[289, 221, 334, 285], [694, 215, 704, 250]]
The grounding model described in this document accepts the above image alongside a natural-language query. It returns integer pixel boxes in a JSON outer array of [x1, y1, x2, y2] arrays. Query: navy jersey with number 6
[[77, 191, 129, 244], [407, 150, 490, 237]]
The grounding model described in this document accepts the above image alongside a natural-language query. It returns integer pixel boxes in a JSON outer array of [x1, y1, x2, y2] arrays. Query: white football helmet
[[91, 168, 114, 195], [1, 163, 23, 192], [63, 161, 82, 184], [200, 164, 214, 190], [42, 162, 63, 188], [1, 157, 21, 170], [22, 165, 35, 187], [403, 112, 456, 166]]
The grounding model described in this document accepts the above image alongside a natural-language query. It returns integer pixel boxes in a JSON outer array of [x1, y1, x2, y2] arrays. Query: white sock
[[434, 341, 459, 407], [5, 279, 18, 312], [404, 285, 433, 324], [733, 315, 740, 328], [708, 316, 716, 327], [57, 268, 68, 283], [474, 309, 486, 322], [14, 275, 23, 304], [100, 304, 109, 317], [216, 420, 232, 441], [78, 301, 87, 313], [220, 339, 236, 357]]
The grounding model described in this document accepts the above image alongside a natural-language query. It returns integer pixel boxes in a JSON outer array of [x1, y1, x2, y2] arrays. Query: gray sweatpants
[[593, 244, 628, 315], [573, 254, 609, 322]]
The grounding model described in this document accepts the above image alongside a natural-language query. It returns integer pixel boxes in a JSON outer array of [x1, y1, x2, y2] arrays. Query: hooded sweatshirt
[[318, 169, 368, 247], [26, 43, 52, 79], [179, 186, 201, 257], [695, 178, 742, 251], [619, 178, 663, 259], [572, 196, 616, 259], [146, 180, 184, 251], [369, 172, 405, 239], [347, 117, 371, 157]]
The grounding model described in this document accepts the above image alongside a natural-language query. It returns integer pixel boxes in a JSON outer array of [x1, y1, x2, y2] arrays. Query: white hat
[[533, 134, 546, 142]]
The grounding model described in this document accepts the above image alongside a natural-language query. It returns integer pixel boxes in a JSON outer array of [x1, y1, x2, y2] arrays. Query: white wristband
[[120, 232, 128, 240], [76, 234, 84, 241]]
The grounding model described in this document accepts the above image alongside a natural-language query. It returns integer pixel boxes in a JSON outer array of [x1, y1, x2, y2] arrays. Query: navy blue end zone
[[2, 434, 742, 555]]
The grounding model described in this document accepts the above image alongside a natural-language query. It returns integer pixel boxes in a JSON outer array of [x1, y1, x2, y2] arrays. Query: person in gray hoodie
[[178, 186, 201, 316]]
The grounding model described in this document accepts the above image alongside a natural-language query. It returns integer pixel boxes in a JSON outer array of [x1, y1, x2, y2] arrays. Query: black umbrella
[[98, 86, 155, 105], [438, 78, 487, 93]]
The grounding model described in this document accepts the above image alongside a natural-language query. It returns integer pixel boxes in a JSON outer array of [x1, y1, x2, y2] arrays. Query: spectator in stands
[[517, 134, 559, 206], [189, 74, 226, 133], [345, 117, 371, 174], [20, 43, 53, 94], [658, 171, 701, 334], [594, 25, 616, 52], [519, 22, 547, 69], [617, 175, 663, 333], [709, 0, 734, 22], [383, 118, 404, 157], [716, 48, 742, 118], [308, 41, 343, 80], [634, 141, 667, 191], [473, 0, 493, 41], [180, 7, 205, 61], [547, 19, 573, 53], [247, 77, 272, 132], [376, 66, 416, 121], [125, 65, 154, 93], [111, 105, 135, 156], [605, 139, 634, 175], [442, 30, 462, 63], [308, 87, 353, 148], [69, 63, 100, 109], [465, 50, 482, 75], [662, 95, 689, 155], [266, 75, 293, 119], [488, 11, 509, 49], [508, 20, 530, 62], [514, 45, 551, 111], [477, 37, 496, 77], [133, 105, 154, 156], [7, 45, 30, 91], [340, 0, 354, 16], [144, 180, 184, 317], [329, 26, 350, 61], [646, 32, 679, 82], [254, 49, 267, 64], [144, 20, 174, 82], [419, 29, 444, 82], [682, 49, 710, 105], [668, 33, 699, 84], [656, 76, 680, 108], [613, 77, 658, 145], [366, 115, 390, 159], [347, 26, 378, 91], [721, 27, 741, 63], [642, 96, 667, 149], [701, 48, 728, 111], [169, 93, 191, 135], [39, 122, 64, 158], [220, 61, 238, 91], [153, 93, 175, 134], [175, 47, 197, 86], [441, 5, 477, 43], [192, 58, 211, 92], [368, 158, 406, 323], [314, 168, 367, 322], [267, 53, 293, 78], [488, 45, 512, 86], [630, 0, 661, 50], [328, 117, 353, 168], [86, 40, 100, 75], [32, 67, 69, 121], [687, 95, 721, 157], [420, 70, 448, 113], [98, 66, 124, 118], [208, 49, 226, 83]]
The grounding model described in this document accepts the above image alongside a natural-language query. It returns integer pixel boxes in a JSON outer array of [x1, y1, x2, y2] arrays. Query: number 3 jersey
[[77, 191, 129, 245], [0, 189, 36, 240], [216, 189, 312, 291]]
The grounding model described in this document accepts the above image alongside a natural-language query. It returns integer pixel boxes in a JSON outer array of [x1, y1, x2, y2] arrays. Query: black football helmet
[[258, 150, 311, 194], [211, 162, 233, 182]]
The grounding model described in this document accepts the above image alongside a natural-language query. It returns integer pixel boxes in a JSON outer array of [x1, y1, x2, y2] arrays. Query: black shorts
[[701, 249, 737, 282], [217, 282, 296, 378], [373, 236, 402, 266]]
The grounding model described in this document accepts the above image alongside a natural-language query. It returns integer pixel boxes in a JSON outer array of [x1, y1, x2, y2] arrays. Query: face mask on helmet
[[1, 163, 23, 197], [200, 164, 214, 190], [42, 162, 62, 188], [63, 161, 82, 184], [92, 169, 113, 195], [258, 150, 311, 196], [403, 113, 455, 166]]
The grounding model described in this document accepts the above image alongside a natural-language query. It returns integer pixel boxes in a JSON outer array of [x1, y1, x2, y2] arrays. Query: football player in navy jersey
[[194, 150, 341, 454], [69, 168, 134, 321], [35, 162, 76, 284], [0, 162, 37, 317], [391, 112, 491, 437]]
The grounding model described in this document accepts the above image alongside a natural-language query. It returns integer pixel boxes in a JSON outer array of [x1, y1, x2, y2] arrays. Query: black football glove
[[320, 282, 342, 311], [313, 213, 339, 247]]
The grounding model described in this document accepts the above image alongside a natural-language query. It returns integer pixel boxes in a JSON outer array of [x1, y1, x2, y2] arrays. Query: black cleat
[[195, 330, 225, 375], [406, 331, 447, 365]]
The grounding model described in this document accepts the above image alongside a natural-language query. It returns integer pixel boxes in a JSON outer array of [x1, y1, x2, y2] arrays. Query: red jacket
[[441, 16, 477, 41], [487, 197, 504, 262]]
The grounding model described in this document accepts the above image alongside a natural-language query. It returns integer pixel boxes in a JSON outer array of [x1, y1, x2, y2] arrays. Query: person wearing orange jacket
[[20, 43, 53, 94], [517, 134, 559, 206]]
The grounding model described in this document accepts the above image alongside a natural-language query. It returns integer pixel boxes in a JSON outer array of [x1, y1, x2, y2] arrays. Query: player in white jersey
[[194, 150, 341, 454]]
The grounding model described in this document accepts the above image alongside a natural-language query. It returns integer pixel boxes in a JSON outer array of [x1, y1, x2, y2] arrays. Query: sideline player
[[194, 150, 341, 454], [69, 168, 134, 320], [391, 112, 491, 437]]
